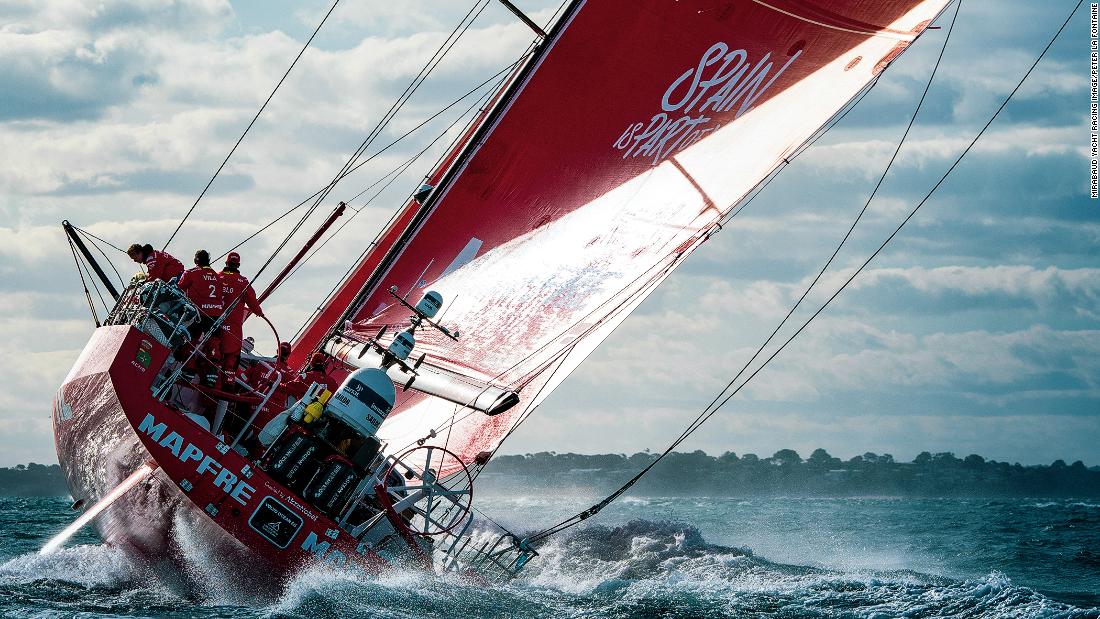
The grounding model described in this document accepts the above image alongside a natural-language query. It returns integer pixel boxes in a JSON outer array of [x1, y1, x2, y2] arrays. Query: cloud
[[834, 265, 1100, 316], [0, 1, 234, 122], [0, 0, 1095, 468]]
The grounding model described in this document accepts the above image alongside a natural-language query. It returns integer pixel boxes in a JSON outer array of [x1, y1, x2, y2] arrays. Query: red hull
[[52, 326, 405, 596]]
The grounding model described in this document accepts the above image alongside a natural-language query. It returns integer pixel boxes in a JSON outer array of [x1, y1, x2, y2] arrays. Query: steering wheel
[[382, 446, 473, 536]]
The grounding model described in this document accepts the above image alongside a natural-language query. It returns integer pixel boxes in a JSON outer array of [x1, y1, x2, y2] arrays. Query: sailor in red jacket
[[284, 352, 339, 402], [218, 251, 264, 372], [245, 342, 295, 429], [127, 243, 184, 283], [177, 249, 225, 338], [248, 342, 293, 397]]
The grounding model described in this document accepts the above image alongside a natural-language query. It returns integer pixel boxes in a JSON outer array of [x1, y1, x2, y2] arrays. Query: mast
[[496, 0, 547, 38], [324, 1, 584, 346], [257, 202, 346, 304], [62, 220, 121, 301]]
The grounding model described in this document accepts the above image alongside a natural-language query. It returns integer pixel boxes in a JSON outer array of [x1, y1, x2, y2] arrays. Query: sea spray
[[1, 497, 1098, 617]]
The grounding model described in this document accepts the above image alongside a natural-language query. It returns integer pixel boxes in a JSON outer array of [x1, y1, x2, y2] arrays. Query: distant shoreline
[[4, 449, 1098, 498], [476, 449, 1100, 498]]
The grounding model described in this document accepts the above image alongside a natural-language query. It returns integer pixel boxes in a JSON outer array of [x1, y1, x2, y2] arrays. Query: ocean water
[[1, 494, 1098, 618]]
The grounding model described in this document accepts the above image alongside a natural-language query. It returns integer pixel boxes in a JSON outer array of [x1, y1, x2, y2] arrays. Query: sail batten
[[296, 0, 951, 466]]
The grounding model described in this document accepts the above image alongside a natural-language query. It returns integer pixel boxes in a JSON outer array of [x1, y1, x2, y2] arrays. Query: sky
[[0, 0, 1095, 468]]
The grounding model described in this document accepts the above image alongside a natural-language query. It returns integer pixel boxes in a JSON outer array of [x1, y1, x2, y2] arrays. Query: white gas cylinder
[[326, 367, 397, 438]]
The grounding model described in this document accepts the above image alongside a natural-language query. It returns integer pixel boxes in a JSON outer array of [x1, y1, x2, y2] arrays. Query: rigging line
[[66, 236, 100, 327], [348, 75, 499, 217], [278, 141, 440, 288], [85, 258, 111, 315], [274, 82, 500, 298], [688, 0, 962, 449], [545, 0, 573, 29], [218, 57, 529, 260], [74, 227, 126, 288], [296, 0, 490, 230], [531, 0, 1079, 543], [688, 0, 1081, 441], [164, 0, 343, 251], [282, 156, 431, 287], [349, 71, 502, 214], [441, 403, 460, 454], [73, 225, 127, 253], [68, 231, 113, 315], [255, 0, 491, 286], [468, 345, 574, 484], [287, 59, 526, 341], [348, 156, 422, 212]]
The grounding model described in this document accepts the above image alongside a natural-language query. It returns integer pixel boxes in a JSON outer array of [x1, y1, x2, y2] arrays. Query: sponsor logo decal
[[614, 41, 802, 165], [301, 531, 349, 567], [248, 496, 303, 549], [137, 412, 255, 505], [262, 480, 321, 522], [133, 338, 155, 370], [135, 350, 152, 369]]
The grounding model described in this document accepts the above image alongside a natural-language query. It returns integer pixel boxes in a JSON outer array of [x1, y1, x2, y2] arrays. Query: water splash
[[3, 494, 1099, 618], [1, 543, 134, 588], [39, 463, 156, 555]]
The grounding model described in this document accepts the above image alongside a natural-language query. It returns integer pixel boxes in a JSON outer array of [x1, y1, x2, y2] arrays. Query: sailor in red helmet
[[177, 249, 225, 338], [218, 251, 264, 373], [127, 243, 184, 283]]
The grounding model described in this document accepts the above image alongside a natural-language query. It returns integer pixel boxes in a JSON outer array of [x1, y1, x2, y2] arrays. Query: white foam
[[0, 543, 134, 588]]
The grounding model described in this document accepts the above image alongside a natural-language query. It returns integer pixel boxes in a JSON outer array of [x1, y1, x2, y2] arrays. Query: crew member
[[285, 352, 338, 402], [126, 243, 184, 283], [218, 252, 264, 373], [177, 249, 225, 338], [245, 342, 294, 428], [248, 342, 293, 399]]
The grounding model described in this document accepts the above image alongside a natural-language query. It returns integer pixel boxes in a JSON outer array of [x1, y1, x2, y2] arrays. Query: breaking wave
[[0, 543, 133, 588], [2, 515, 1097, 617], [266, 520, 1099, 619]]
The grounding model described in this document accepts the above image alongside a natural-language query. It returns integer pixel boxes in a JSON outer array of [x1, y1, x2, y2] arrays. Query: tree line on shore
[[2, 449, 1097, 497], [478, 449, 1100, 497], [0, 463, 66, 496]]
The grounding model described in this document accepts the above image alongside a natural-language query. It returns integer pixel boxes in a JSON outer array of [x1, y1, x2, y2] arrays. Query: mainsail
[[294, 0, 951, 466]]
